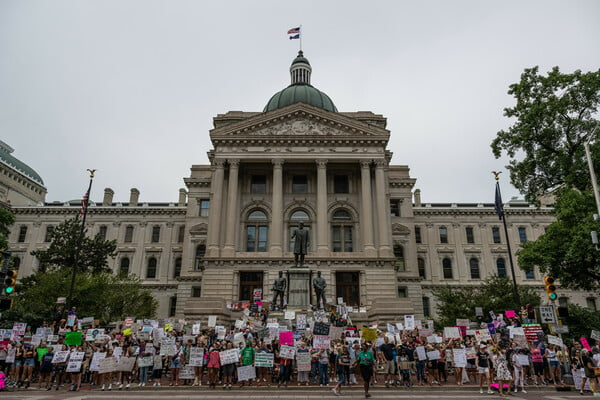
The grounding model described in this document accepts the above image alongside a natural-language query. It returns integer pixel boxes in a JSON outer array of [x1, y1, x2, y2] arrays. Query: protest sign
[[117, 357, 136, 372], [66, 351, 85, 373], [52, 350, 70, 364], [64, 332, 82, 346], [98, 356, 117, 374], [591, 330, 600, 341], [296, 314, 307, 330], [444, 327, 461, 339], [465, 347, 477, 359], [361, 326, 377, 342], [188, 347, 204, 366], [137, 356, 154, 368], [581, 337, 591, 351], [280, 331, 293, 346], [547, 335, 563, 347], [12, 322, 26, 337], [192, 323, 201, 335], [237, 365, 256, 381], [426, 350, 441, 360], [415, 346, 427, 361], [404, 315, 415, 330], [6, 348, 15, 363], [90, 352, 106, 372], [395, 323, 404, 331], [284, 311, 295, 320], [329, 326, 343, 341], [453, 348, 467, 367], [279, 344, 296, 359], [208, 316, 217, 327], [255, 352, 274, 367], [456, 319, 469, 327], [86, 328, 105, 342], [313, 335, 331, 350], [517, 354, 530, 366], [216, 326, 226, 340], [31, 335, 42, 346], [296, 351, 311, 371], [219, 349, 239, 365], [313, 322, 330, 336], [387, 323, 395, 335], [178, 365, 194, 379]]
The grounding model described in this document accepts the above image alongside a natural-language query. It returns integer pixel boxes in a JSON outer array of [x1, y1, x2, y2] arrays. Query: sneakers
[[480, 389, 484, 394], [522, 389, 527, 394], [487, 389, 494, 394]]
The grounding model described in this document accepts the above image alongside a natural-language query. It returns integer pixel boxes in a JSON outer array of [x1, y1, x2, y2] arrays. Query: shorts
[[533, 362, 544, 375], [360, 364, 373, 382], [24, 358, 35, 367], [549, 361, 559, 367], [14, 360, 23, 367], [384, 360, 395, 374], [478, 367, 489, 374], [170, 359, 181, 369], [222, 363, 235, 377]]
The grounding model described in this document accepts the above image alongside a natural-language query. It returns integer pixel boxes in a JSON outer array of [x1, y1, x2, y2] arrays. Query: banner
[[255, 352, 274, 367], [237, 365, 256, 381]]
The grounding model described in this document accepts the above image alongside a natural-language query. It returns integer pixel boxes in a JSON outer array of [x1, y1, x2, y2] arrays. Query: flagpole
[[299, 24, 303, 52], [494, 173, 521, 308], [66, 169, 95, 313]]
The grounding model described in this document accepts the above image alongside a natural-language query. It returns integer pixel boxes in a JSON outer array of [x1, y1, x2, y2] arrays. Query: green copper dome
[[0, 141, 44, 185], [264, 51, 337, 113]]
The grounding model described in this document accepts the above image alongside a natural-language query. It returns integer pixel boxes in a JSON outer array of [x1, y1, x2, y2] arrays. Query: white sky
[[1, 0, 599, 204]]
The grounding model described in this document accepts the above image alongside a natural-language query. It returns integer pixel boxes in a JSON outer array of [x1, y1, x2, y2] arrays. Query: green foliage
[[562, 304, 600, 344], [518, 189, 600, 291], [433, 275, 541, 327], [0, 207, 15, 250], [1, 270, 157, 328], [491, 66, 600, 203], [31, 217, 117, 274]]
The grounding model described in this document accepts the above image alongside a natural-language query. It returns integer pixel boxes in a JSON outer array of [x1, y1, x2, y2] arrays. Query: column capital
[[374, 158, 388, 168], [228, 158, 240, 167], [360, 160, 372, 169], [316, 159, 328, 168], [272, 158, 285, 168], [213, 158, 226, 168]]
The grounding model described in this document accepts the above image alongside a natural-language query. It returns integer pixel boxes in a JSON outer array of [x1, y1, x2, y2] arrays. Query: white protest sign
[[6, 348, 16, 363], [216, 326, 226, 340], [235, 320, 245, 329], [117, 357, 136, 372], [219, 349, 239, 365], [296, 351, 311, 371], [179, 365, 195, 380], [453, 348, 467, 367], [444, 327, 461, 339], [313, 335, 331, 350], [547, 335, 563, 347], [237, 365, 256, 381], [509, 326, 525, 338], [329, 326, 343, 341], [404, 315, 415, 330], [591, 330, 600, 341], [284, 311, 296, 320], [279, 345, 296, 359], [255, 352, 274, 367], [415, 346, 427, 361], [427, 350, 441, 360], [233, 333, 245, 347], [66, 352, 85, 373], [86, 328, 105, 342], [188, 347, 205, 366], [395, 323, 404, 331], [517, 354, 530, 366], [137, 355, 154, 368], [208, 316, 217, 327], [456, 319, 469, 327], [52, 350, 70, 364], [192, 323, 201, 335], [387, 323, 395, 335], [90, 352, 106, 372], [98, 356, 117, 374]]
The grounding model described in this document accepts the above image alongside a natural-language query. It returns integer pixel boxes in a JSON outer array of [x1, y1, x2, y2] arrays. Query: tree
[[518, 189, 600, 291], [562, 304, 600, 345], [0, 207, 15, 250], [1, 270, 157, 328], [491, 66, 600, 203], [433, 276, 541, 328], [32, 217, 117, 273]]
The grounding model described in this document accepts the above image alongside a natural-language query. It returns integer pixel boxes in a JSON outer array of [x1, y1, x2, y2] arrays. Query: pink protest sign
[[279, 331, 293, 345], [505, 310, 516, 318], [580, 337, 591, 351]]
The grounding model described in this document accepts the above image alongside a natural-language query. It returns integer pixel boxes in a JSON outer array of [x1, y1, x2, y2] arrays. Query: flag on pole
[[494, 182, 504, 220], [289, 34, 300, 40], [287, 27, 300, 34], [79, 188, 90, 218]]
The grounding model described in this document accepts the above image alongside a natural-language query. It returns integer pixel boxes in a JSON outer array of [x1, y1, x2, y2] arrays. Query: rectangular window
[[333, 175, 349, 193], [246, 226, 268, 252], [586, 298, 597, 311], [439, 226, 448, 244], [251, 175, 267, 194], [199, 199, 210, 217], [422, 296, 431, 318], [492, 226, 501, 244], [466, 227, 474, 244], [397, 286, 407, 298], [336, 271, 360, 306], [18, 226, 27, 243], [177, 225, 185, 243], [124, 226, 134, 243], [390, 200, 401, 217], [169, 296, 177, 317], [98, 225, 107, 241], [414, 226, 422, 244], [239, 271, 263, 302], [518, 227, 527, 243], [44, 226, 54, 242], [332, 226, 353, 252], [192, 287, 202, 298], [418, 257, 426, 278], [292, 175, 308, 194], [525, 270, 535, 280], [151, 226, 160, 243]]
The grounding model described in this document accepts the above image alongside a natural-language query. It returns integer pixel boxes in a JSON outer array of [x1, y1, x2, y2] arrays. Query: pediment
[[210, 103, 389, 140], [392, 223, 411, 235], [189, 223, 208, 236]]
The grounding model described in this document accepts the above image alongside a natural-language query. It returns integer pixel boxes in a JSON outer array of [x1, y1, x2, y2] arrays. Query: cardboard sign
[[329, 326, 343, 341], [117, 356, 136, 372], [237, 365, 256, 381], [296, 351, 311, 371], [255, 352, 274, 367], [137, 356, 154, 368]]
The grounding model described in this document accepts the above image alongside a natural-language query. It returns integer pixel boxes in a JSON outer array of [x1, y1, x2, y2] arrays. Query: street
[[0, 387, 588, 400]]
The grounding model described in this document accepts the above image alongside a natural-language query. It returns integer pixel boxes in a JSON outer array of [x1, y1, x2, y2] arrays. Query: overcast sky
[[1, 0, 599, 204]]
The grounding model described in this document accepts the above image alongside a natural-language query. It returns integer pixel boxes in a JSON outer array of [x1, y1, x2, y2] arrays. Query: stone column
[[360, 160, 376, 257], [374, 159, 392, 256], [270, 159, 284, 257], [222, 159, 240, 257], [316, 159, 329, 256], [206, 159, 225, 257]]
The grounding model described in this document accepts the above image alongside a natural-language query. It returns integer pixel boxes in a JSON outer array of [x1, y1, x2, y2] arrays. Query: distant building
[[7, 53, 597, 320]]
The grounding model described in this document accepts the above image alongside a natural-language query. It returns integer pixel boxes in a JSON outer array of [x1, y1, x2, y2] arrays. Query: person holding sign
[[38, 346, 54, 390], [207, 344, 221, 389], [239, 340, 255, 387], [169, 342, 183, 386]]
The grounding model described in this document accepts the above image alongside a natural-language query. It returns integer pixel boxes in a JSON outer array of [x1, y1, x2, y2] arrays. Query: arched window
[[194, 244, 206, 270], [124, 225, 134, 243], [418, 257, 426, 278], [470, 257, 480, 279], [119, 257, 130, 276], [288, 209, 310, 252], [174, 257, 182, 278], [146, 257, 157, 279], [496, 258, 507, 277], [332, 209, 353, 252], [393, 245, 405, 271], [442, 257, 453, 279], [246, 210, 268, 252]]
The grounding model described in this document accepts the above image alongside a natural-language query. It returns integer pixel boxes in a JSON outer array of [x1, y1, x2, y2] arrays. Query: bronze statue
[[313, 271, 327, 309], [271, 271, 286, 310], [291, 221, 309, 267]]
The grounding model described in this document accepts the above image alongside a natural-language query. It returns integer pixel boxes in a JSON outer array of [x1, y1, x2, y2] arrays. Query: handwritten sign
[[279, 345, 296, 359], [237, 365, 256, 381], [188, 347, 204, 366], [219, 349, 239, 365], [255, 352, 274, 367], [66, 352, 85, 373], [296, 351, 311, 371], [313, 335, 331, 350], [313, 322, 330, 336], [52, 350, 70, 364]]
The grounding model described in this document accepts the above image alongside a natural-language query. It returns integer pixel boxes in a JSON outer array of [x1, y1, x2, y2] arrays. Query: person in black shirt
[[379, 337, 396, 387], [476, 344, 492, 394]]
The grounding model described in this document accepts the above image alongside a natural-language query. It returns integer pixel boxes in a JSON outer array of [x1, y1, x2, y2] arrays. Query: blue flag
[[494, 182, 504, 220], [289, 34, 300, 40]]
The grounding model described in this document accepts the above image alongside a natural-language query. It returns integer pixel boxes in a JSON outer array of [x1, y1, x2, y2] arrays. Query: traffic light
[[544, 276, 558, 301], [4, 269, 17, 294]]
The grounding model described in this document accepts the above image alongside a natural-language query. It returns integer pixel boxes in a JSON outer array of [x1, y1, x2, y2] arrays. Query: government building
[[4, 52, 597, 322]]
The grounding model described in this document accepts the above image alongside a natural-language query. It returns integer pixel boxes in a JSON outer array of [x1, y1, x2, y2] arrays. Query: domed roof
[[0, 141, 44, 186], [263, 51, 337, 113]]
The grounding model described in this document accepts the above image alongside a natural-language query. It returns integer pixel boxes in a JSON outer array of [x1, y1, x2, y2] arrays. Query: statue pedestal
[[287, 268, 310, 308]]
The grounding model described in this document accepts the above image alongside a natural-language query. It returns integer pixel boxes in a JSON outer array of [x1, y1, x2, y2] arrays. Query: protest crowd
[[1, 305, 600, 397]]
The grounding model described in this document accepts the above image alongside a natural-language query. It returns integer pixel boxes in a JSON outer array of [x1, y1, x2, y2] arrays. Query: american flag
[[79, 190, 89, 218], [287, 27, 300, 34]]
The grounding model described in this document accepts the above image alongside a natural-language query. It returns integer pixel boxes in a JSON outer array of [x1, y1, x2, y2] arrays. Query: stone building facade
[[6, 52, 598, 321]]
